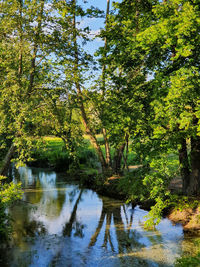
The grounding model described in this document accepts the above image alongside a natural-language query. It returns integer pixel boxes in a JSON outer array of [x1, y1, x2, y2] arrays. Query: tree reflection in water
[[88, 197, 144, 253], [1, 167, 191, 267], [87, 197, 172, 267], [63, 189, 85, 237]]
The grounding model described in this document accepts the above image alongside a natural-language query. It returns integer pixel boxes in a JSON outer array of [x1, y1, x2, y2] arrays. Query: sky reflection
[[1, 166, 199, 267]]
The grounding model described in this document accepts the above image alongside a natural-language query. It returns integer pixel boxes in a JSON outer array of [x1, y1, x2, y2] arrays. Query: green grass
[[29, 136, 68, 170], [175, 252, 200, 267], [42, 136, 65, 151], [31, 135, 178, 173], [29, 136, 99, 171]]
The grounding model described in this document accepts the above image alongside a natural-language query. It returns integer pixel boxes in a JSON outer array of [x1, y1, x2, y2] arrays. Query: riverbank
[[2, 136, 200, 236], [168, 205, 200, 235], [1, 161, 200, 265], [3, 164, 197, 267], [78, 170, 200, 236]]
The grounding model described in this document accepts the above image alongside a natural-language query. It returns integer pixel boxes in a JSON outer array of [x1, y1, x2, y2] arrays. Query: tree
[[136, 0, 200, 195], [92, 0, 156, 173], [51, 0, 111, 173], [0, 0, 49, 172], [0, 0, 83, 171]]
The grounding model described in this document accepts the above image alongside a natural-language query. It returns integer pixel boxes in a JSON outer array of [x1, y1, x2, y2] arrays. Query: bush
[[0, 175, 22, 241]]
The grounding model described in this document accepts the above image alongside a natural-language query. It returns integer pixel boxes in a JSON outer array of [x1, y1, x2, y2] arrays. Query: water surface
[[1, 166, 200, 267]]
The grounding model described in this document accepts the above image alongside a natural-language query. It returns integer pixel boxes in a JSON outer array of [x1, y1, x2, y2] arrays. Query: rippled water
[[0, 166, 200, 267]]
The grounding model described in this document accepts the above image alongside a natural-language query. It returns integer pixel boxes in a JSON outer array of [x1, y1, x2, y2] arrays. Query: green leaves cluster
[[0, 175, 22, 240], [0, 176, 22, 204], [1, 0, 200, 230], [99, 0, 200, 225]]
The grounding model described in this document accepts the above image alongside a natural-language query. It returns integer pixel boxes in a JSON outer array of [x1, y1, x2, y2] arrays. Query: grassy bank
[[27, 136, 98, 172], [28, 135, 139, 172]]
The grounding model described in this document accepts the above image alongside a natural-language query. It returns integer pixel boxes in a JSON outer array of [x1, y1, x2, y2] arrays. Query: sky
[[77, 0, 122, 55]]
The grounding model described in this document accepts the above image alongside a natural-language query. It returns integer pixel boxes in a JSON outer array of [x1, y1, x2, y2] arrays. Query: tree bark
[[113, 141, 126, 174], [113, 134, 129, 174], [0, 144, 15, 176], [187, 136, 200, 195], [78, 98, 107, 171], [178, 138, 190, 194], [101, 0, 110, 93], [135, 0, 141, 34], [122, 135, 129, 171], [102, 128, 112, 168]]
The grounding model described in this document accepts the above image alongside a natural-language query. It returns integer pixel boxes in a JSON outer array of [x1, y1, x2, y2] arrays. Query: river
[[0, 166, 200, 267]]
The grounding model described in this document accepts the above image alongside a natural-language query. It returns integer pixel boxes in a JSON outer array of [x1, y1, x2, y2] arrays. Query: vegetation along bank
[[1, 0, 200, 265]]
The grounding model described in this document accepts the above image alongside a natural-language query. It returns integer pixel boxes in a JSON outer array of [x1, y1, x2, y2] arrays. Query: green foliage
[[145, 194, 199, 229], [1, 0, 200, 232], [28, 137, 70, 170], [78, 146, 99, 169], [170, 195, 199, 211], [0, 175, 22, 240], [29, 136, 99, 172], [141, 153, 180, 227], [118, 167, 150, 202], [143, 154, 179, 199], [118, 151, 180, 228], [175, 240, 200, 267], [144, 197, 168, 229], [175, 253, 200, 267], [0, 176, 22, 204], [0, 0, 86, 165]]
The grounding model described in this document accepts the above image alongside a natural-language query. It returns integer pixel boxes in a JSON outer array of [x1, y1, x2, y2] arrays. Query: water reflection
[[0, 166, 200, 267]]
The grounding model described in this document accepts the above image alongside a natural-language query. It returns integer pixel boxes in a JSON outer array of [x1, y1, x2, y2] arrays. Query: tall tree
[[93, 0, 156, 173], [53, 0, 110, 172], [0, 0, 62, 172], [136, 0, 200, 195]]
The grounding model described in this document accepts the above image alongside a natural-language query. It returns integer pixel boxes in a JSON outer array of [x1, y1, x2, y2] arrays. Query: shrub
[[0, 175, 22, 240]]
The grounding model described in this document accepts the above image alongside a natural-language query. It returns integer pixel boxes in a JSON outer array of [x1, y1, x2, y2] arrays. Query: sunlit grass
[[38, 136, 179, 170], [43, 136, 62, 141], [42, 136, 65, 151], [39, 135, 140, 167]]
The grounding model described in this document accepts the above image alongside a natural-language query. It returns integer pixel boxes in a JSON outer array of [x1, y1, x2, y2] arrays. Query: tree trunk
[[101, 0, 112, 168], [135, 0, 141, 34], [187, 136, 200, 195], [28, 0, 44, 94], [71, 0, 107, 172], [113, 142, 126, 174], [178, 138, 190, 194], [101, 0, 110, 94], [122, 135, 129, 171], [79, 103, 107, 172], [102, 128, 112, 168], [0, 144, 15, 176], [18, 0, 23, 80], [113, 134, 129, 174]]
